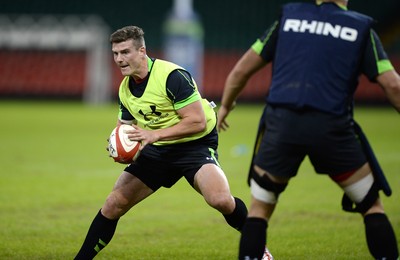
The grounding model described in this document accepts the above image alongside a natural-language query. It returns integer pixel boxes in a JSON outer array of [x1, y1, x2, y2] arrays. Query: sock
[[223, 197, 248, 231], [364, 213, 399, 260], [75, 209, 119, 260], [239, 217, 267, 260]]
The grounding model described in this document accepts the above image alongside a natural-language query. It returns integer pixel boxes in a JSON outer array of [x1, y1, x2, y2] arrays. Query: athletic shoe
[[262, 247, 274, 260]]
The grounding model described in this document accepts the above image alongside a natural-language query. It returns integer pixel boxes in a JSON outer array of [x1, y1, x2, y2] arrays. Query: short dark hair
[[110, 25, 145, 49]]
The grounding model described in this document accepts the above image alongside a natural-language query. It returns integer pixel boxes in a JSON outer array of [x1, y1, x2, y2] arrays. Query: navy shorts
[[124, 128, 220, 191], [253, 105, 367, 178]]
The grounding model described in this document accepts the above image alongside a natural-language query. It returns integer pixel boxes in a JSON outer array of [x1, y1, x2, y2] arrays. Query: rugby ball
[[108, 124, 141, 164]]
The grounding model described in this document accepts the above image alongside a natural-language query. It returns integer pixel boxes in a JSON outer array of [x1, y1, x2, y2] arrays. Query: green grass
[[0, 101, 399, 259]]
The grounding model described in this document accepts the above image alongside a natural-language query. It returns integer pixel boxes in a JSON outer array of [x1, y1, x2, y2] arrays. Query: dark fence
[[1, 0, 399, 103]]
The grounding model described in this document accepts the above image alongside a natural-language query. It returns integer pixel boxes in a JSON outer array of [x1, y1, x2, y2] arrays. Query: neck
[[132, 56, 152, 83]]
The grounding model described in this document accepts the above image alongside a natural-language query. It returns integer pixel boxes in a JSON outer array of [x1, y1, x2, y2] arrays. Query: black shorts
[[124, 128, 220, 191], [253, 105, 367, 178]]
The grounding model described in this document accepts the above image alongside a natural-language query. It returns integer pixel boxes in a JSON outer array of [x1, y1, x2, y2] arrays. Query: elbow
[[385, 85, 400, 113], [230, 69, 251, 85], [191, 115, 207, 133], [387, 81, 400, 93], [197, 118, 207, 133], [378, 70, 400, 112]]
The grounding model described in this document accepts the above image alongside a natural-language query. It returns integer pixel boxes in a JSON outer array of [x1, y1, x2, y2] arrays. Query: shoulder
[[153, 59, 183, 71], [282, 2, 374, 25], [167, 69, 192, 82], [282, 2, 314, 11]]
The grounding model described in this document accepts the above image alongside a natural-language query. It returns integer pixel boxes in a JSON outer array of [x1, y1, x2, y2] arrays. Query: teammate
[[217, 0, 400, 259], [74, 25, 249, 259]]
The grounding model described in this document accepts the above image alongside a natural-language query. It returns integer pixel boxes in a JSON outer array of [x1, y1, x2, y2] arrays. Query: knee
[[341, 173, 383, 214], [251, 166, 288, 204], [206, 193, 235, 214], [363, 198, 385, 216], [102, 191, 131, 219]]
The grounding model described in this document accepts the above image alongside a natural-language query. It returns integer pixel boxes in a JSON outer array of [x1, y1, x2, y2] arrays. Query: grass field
[[0, 101, 399, 259]]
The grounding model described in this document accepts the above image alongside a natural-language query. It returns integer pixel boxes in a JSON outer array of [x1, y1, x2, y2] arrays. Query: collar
[[316, 1, 348, 10], [147, 56, 154, 72]]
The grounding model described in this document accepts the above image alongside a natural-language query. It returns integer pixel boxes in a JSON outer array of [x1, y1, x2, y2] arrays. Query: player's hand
[[125, 125, 157, 150], [105, 138, 112, 157], [217, 102, 235, 132]]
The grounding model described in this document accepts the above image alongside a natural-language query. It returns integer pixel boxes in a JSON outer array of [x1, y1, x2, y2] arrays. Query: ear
[[139, 46, 146, 56]]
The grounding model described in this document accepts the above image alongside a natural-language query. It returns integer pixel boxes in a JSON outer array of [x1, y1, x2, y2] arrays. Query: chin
[[120, 68, 132, 76]]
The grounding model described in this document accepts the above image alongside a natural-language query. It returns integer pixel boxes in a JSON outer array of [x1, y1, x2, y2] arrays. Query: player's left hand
[[125, 125, 158, 150]]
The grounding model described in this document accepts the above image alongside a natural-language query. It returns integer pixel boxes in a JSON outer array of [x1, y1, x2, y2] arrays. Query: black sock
[[75, 209, 119, 260], [223, 197, 248, 231], [239, 217, 267, 260], [364, 213, 399, 260]]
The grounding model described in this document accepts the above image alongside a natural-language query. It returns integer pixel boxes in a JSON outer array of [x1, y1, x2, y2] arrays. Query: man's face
[[112, 39, 144, 77]]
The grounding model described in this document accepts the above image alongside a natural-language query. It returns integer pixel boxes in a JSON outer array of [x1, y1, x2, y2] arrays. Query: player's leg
[[239, 165, 289, 260], [102, 171, 154, 218], [332, 163, 399, 260], [75, 171, 154, 260], [238, 106, 303, 259], [240, 197, 275, 260], [193, 163, 248, 231]]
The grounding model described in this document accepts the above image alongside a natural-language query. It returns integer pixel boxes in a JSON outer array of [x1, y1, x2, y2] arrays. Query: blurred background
[[1, 0, 399, 104]]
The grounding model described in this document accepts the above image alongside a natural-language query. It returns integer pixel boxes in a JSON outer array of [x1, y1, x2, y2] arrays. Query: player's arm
[[130, 101, 205, 146], [221, 49, 266, 111], [154, 98, 206, 141], [128, 70, 206, 146], [217, 50, 266, 132], [376, 70, 400, 113], [362, 29, 400, 112], [154, 70, 206, 141], [218, 21, 278, 131]]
